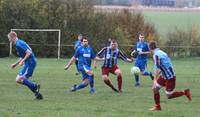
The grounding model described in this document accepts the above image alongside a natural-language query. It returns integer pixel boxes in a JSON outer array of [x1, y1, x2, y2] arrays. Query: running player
[[131, 33, 153, 87], [149, 41, 192, 111], [64, 37, 102, 93], [8, 31, 43, 100], [96, 39, 133, 92]]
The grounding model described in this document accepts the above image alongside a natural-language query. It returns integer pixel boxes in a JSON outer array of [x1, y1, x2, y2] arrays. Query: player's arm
[[64, 56, 76, 70], [11, 58, 23, 68], [139, 44, 150, 55], [119, 50, 133, 63], [74, 41, 77, 50], [138, 51, 150, 55], [131, 43, 138, 57], [94, 56, 105, 61], [153, 69, 161, 79], [96, 47, 106, 58], [64, 48, 79, 70], [19, 50, 32, 66], [93, 47, 106, 68], [152, 54, 161, 79], [131, 50, 137, 56]]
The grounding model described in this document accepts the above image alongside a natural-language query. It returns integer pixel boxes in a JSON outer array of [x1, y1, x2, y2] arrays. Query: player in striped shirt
[[149, 41, 192, 111], [96, 40, 133, 92]]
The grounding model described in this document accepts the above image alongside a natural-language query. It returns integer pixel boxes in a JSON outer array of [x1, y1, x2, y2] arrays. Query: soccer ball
[[131, 66, 140, 75]]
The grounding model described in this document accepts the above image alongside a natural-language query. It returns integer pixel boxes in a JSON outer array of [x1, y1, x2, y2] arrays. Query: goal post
[[10, 29, 61, 59]]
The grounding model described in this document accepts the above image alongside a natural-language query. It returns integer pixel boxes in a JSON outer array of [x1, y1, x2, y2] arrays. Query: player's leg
[[89, 74, 96, 94], [71, 78, 89, 92], [85, 68, 96, 93], [165, 77, 192, 101], [113, 66, 122, 92], [140, 63, 154, 80], [71, 65, 89, 92], [134, 62, 141, 86], [25, 62, 43, 99], [102, 67, 118, 92], [17, 63, 43, 99], [149, 76, 165, 111], [16, 63, 37, 91]]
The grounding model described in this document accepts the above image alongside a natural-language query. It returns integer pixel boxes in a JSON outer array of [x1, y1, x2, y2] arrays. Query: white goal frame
[[10, 29, 61, 59]]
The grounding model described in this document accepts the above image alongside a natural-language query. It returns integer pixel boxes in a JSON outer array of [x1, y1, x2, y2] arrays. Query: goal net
[[10, 29, 61, 59]]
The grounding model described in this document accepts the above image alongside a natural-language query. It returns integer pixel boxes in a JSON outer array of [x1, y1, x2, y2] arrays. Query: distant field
[[143, 11, 200, 38], [0, 58, 200, 117]]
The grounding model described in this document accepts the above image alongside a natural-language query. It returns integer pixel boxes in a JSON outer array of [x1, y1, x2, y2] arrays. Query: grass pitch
[[143, 11, 200, 38], [0, 57, 199, 117]]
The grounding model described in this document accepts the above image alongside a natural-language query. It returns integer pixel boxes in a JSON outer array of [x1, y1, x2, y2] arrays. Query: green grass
[[143, 11, 200, 38], [0, 58, 200, 117]]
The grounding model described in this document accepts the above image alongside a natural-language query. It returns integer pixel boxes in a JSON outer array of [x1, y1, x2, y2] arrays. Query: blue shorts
[[78, 65, 92, 80], [19, 61, 36, 78], [135, 61, 147, 72]]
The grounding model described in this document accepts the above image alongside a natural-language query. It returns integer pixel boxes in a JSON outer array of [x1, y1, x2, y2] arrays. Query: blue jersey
[[135, 41, 150, 62], [75, 40, 82, 49], [153, 48, 175, 80], [15, 39, 36, 63], [74, 45, 96, 67]]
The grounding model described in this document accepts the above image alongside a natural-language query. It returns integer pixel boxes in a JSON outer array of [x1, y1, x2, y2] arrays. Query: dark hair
[[81, 36, 88, 42], [111, 39, 117, 43], [139, 32, 144, 37], [149, 41, 157, 50]]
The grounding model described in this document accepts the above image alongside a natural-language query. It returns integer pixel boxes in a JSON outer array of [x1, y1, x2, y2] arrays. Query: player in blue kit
[[64, 37, 102, 93], [74, 34, 83, 75], [131, 33, 153, 87], [8, 31, 43, 100]]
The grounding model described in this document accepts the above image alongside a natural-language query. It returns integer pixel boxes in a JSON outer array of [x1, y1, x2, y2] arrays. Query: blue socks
[[143, 71, 151, 76], [22, 79, 37, 93], [89, 75, 94, 89], [76, 82, 86, 90]]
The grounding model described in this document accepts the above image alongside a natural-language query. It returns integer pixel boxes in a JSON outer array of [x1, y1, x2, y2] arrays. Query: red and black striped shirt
[[97, 47, 128, 68]]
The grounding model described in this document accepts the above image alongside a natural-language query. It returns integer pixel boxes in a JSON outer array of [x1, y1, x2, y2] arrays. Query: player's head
[[149, 41, 157, 52], [78, 34, 82, 40], [110, 39, 118, 50], [139, 33, 145, 42], [8, 31, 17, 43], [82, 36, 88, 47]]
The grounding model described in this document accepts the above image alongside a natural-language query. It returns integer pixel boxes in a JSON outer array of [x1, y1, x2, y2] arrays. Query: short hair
[[8, 31, 17, 38], [110, 39, 117, 43], [81, 36, 88, 42], [139, 32, 144, 37], [149, 41, 157, 50]]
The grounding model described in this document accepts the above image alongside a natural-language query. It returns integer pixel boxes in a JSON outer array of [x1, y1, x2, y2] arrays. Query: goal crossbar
[[10, 29, 61, 59]]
